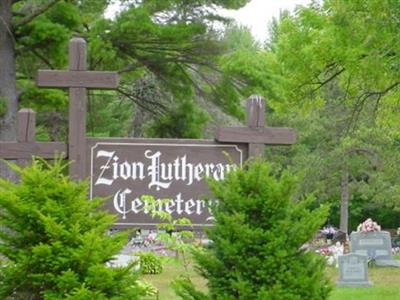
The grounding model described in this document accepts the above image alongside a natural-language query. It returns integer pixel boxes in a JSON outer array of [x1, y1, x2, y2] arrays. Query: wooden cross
[[215, 95, 296, 158], [0, 109, 67, 160], [37, 37, 119, 179]]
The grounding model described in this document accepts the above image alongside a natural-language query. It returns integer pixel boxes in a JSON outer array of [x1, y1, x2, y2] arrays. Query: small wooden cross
[[37, 37, 119, 179], [215, 95, 296, 158], [0, 109, 67, 160]]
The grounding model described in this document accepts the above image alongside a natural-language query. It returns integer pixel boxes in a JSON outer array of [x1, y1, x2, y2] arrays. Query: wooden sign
[[88, 139, 246, 229], [0, 38, 297, 229]]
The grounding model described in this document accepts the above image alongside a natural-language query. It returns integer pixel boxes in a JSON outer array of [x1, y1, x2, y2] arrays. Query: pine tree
[[0, 160, 142, 299], [183, 161, 331, 300]]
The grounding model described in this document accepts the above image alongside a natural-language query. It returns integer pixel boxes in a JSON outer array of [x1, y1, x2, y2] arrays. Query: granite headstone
[[350, 231, 400, 267], [337, 253, 372, 287]]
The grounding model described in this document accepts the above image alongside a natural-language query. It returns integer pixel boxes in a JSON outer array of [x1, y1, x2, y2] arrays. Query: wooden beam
[[17, 109, 36, 166], [37, 70, 119, 89], [0, 142, 67, 159], [17, 109, 36, 143], [247, 95, 265, 128], [248, 144, 265, 158], [68, 37, 87, 180], [247, 95, 265, 158], [216, 127, 296, 145]]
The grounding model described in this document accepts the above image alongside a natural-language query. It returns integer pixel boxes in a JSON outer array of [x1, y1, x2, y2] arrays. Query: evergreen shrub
[[138, 252, 163, 274], [178, 161, 332, 300], [0, 160, 143, 299]]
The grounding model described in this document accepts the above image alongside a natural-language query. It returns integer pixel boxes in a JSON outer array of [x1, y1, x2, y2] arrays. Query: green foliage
[[271, 0, 400, 132], [140, 195, 198, 293], [6, 0, 252, 140], [173, 277, 209, 300], [223, 24, 260, 52], [87, 92, 133, 137], [265, 0, 400, 226], [137, 280, 159, 297], [266, 103, 400, 230], [214, 24, 283, 118], [19, 80, 68, 110], [138, 252, 164, 275], [0, 160, 143, 299], [0, 96, 6, 117], [145, 100, 209, 138], [330, 193, 400, 230], [181, 161, 331, 300]]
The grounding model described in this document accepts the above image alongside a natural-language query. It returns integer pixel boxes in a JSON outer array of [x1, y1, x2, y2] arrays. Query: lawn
[[142, 256, 400, 300], [327, 266, 400, 300]]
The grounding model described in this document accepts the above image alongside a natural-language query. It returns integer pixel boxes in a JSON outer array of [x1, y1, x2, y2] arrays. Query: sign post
[[216, 95, 296, 157], [37, 37, 119, 179]]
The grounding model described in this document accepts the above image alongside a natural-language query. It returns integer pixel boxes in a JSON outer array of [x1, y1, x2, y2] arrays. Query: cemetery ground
[[142, 255, 400, 300]]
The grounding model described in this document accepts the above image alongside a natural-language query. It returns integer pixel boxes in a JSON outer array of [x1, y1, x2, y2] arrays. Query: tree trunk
[[0, 0, 18, 180], [340, 170, 349, 233], [131, 106, 145, 137]]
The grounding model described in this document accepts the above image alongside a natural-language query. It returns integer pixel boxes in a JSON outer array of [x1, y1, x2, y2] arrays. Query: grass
[[328, 266, 400, 300], [141, 255, 400, 300], [141, 257, 207, 300]]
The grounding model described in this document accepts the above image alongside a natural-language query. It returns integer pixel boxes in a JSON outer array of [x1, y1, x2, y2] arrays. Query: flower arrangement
[[315, 242, 344, 267], [357, 218, 381, 233], [321, 225, 337, 240]]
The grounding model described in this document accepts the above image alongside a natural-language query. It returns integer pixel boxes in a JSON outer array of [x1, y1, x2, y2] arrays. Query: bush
[[138, 252, 163, 274], [178, 161, 332, 300], [0, 160, 143, 299]]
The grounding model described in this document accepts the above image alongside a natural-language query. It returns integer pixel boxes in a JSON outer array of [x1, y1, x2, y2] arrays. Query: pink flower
[[357, 218, 381, 233]]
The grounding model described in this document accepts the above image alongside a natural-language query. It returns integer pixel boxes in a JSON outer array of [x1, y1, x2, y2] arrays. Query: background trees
[[1, 0, 399, 232], [0, 0, 251, 144], [266, 0, 400, 231]]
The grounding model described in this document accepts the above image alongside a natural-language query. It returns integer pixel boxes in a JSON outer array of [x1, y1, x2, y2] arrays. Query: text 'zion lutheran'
[[95, 150, 237, 190]]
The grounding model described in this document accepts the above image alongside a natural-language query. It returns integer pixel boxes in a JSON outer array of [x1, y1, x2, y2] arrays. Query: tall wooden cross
[[37, 37, 119, 179], [215, 95, 296, 158]]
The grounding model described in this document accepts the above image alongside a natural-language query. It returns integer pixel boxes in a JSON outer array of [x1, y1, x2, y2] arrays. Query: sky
[[105, 0, 312, 43], [219, 0, 312, 42]]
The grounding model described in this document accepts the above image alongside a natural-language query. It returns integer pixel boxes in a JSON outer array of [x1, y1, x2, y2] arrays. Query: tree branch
[[311, 68, 346, 93], [13, 0, 61, 28], [116, 87, 167, 115], [346, 147, 381, 169], [118, 62, 142, 74], [30, 48, 54, 69]]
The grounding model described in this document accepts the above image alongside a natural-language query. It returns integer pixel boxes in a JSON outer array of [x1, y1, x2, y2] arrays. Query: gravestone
[[350, 231, 400, 267], [337, 253, 372, 287]]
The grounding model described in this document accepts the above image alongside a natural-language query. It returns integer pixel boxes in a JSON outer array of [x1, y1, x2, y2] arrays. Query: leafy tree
[[209, 24, 285, 119], [222, 24, 260, 52], [0, 0, 251, 143], [262, 0, 400, 232], [145, 99, 209, 138], [265, 100, 400, 232], [0, 159, 143, 299], [178, 161, 331, 300], [271, 0, 400, 132]]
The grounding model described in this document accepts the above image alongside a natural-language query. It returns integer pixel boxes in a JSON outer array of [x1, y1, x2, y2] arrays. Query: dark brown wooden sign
[[88, 139, 246, 229], [0, 38, 297, 229]]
